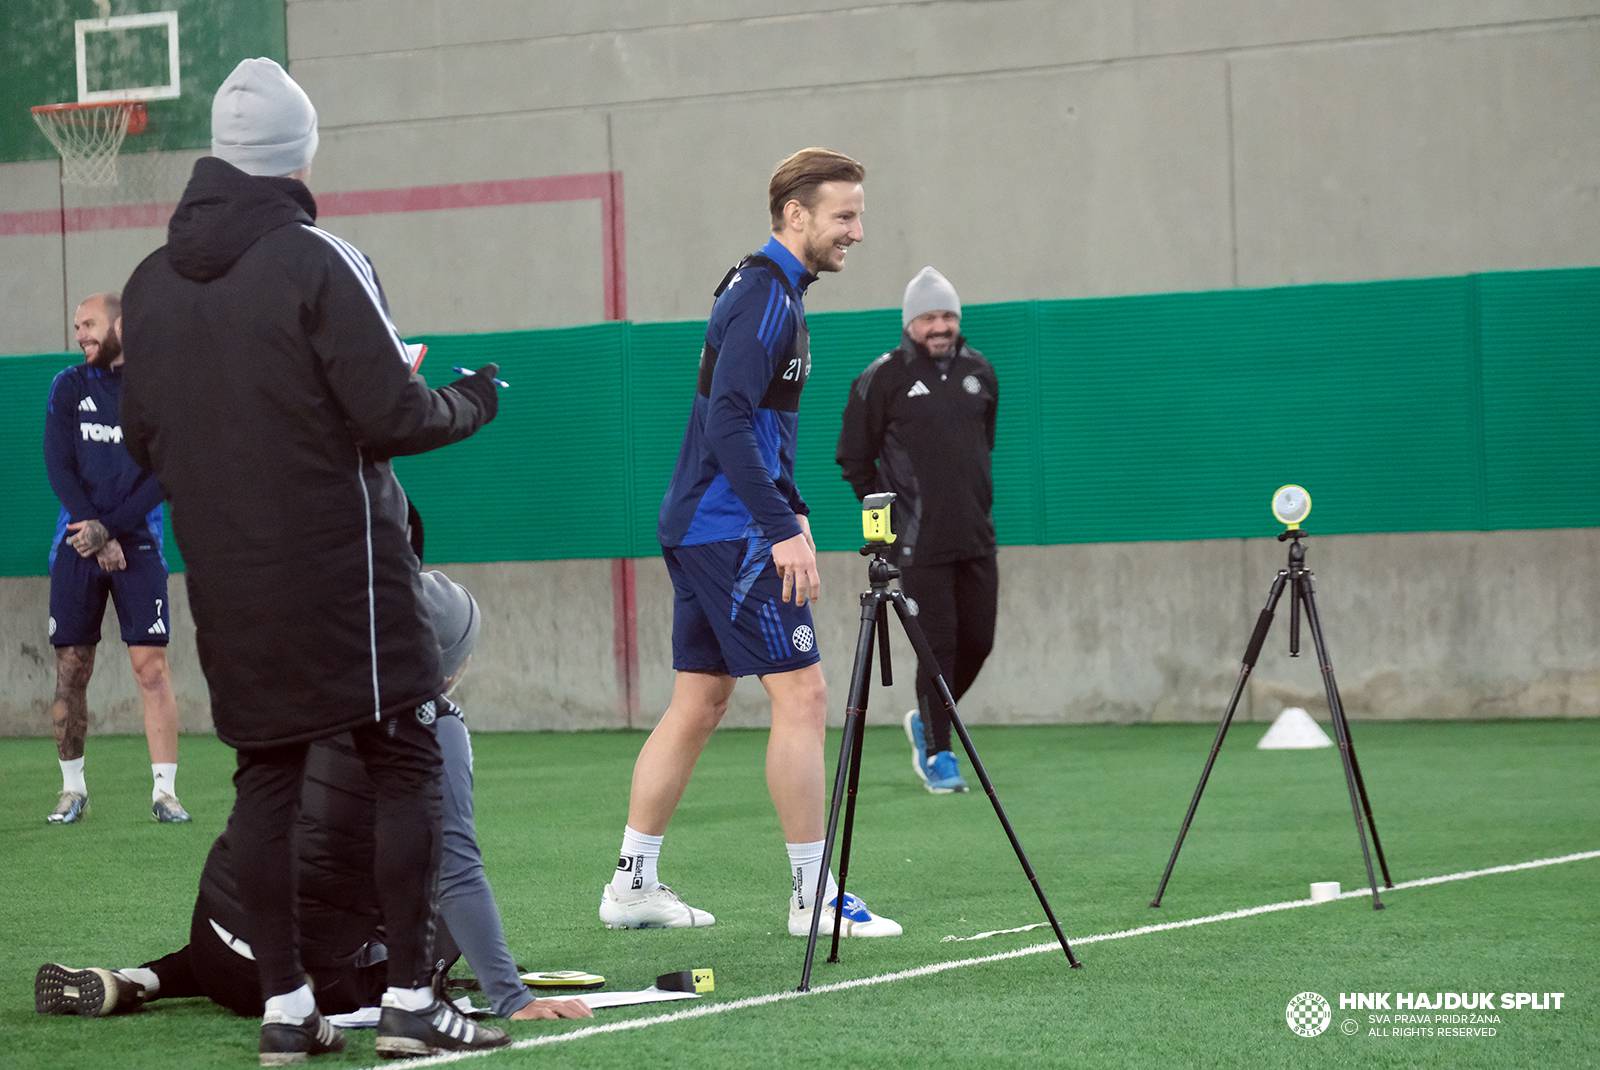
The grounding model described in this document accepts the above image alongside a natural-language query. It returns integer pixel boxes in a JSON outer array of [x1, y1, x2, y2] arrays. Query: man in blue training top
[[42, 292, 188, 826], [600, 148, 900, 939]]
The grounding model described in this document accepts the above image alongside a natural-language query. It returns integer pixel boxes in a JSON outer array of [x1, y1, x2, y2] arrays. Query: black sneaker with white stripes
[[259, 1008, 345, 1066], [375, 997, 510, 1058]]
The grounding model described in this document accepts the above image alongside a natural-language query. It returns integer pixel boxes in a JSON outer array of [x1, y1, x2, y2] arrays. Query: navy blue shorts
[[48, 538, 171, 647], [664, 537, 820, 678]]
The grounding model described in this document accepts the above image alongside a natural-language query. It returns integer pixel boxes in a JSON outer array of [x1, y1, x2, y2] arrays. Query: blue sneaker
[[923, 750, 969, 794], [788, 892, 903, 937], [903, 709, 929, 787]]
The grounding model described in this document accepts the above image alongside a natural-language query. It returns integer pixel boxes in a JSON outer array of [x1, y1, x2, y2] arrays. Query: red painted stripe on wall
[[611, 558, 641, 725], [0, 172, 629, 321]]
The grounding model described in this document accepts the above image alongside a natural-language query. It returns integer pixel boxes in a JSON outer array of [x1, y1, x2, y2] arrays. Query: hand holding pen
[[454, 365, 510, 389]]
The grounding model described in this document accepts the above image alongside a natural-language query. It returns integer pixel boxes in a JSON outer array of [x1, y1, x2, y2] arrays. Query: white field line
[[357, 848, 1599, 1069], [942, 848, 1600, 944]]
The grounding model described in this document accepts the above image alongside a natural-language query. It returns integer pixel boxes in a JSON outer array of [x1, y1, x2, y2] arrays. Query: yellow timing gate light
[[861, 492, 897, 545], [1272, 484, 1312, 529]]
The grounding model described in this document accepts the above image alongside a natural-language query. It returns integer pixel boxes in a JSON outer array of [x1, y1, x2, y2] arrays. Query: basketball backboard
[[1, 0, 286, 163]]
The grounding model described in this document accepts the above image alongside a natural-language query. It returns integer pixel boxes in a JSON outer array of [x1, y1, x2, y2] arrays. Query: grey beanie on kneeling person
[[418, 570, 481, 682]]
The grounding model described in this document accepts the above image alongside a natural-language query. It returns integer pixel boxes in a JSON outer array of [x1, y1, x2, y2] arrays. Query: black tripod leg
[[1151, 570, 1291, 908], [1299, 577, 1387, 909], [1342, 734, 1393, 888], [799, 594, 879, 991], [830, 643, 872, 962], [889, 591, 1082, 969]]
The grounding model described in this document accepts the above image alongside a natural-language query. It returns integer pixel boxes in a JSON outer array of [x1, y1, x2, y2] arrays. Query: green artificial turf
[[4, 720, 1596, 1069]]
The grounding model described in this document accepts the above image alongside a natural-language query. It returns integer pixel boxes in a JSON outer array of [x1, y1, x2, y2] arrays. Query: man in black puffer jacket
[[118, 58, 504, 1063]]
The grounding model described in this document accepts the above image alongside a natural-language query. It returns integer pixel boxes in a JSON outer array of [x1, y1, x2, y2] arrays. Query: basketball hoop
[[30, 100, 148, 187]]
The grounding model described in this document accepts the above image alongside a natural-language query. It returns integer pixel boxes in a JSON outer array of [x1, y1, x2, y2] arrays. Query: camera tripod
[[797, 544, 1081, 991], [1149, 529, 1393, 910]]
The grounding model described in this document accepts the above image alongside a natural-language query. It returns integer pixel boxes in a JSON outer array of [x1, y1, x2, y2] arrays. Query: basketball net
[[31, 101, 147, 188]]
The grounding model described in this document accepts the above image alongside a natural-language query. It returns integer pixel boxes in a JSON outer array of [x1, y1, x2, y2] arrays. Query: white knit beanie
[[902, 266, 961, 327], [211, 58, 319, 177]]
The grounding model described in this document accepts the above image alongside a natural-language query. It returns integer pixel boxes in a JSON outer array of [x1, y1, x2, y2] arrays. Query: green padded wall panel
[[2, 267, 1595, 575]]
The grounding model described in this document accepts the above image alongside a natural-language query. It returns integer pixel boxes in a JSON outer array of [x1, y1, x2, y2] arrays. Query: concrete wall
[[2, 6, 1596, 737], [2, 3, 1597, 347], [4, 529, 1595, 737]]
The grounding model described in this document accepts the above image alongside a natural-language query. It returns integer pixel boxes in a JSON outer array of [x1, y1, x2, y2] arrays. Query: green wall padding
[[2, 267, 1595, 576]]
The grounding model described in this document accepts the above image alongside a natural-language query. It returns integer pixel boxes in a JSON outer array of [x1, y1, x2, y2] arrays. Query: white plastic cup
[[1309, 881, 1341, 903]]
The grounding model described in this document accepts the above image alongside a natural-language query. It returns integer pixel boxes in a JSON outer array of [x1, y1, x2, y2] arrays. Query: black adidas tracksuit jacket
[[836, 335, 998, 566]]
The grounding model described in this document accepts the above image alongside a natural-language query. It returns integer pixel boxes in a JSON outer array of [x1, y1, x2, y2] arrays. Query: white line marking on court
[[943, 848, 1600, 943], [356, 848, 1598, 1069]]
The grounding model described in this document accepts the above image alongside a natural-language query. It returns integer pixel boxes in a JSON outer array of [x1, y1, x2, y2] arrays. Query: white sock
[[264, 983, 315, 1023], [152, 763, 177, 801], [120, 967, 160, 995], [60, 757, 86, 796], [787, 840, 839, 911], [612, 826, 663, 893], [382, 986, 435, 1012]]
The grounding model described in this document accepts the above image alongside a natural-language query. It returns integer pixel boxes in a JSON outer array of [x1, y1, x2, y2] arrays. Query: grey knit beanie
[[902, 266, 961, 327], [211, 58, 319, 177], [418, 570, 481, 682]]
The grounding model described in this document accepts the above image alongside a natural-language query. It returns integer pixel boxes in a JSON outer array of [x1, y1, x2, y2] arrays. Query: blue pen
[[453, 365, 510, 389]]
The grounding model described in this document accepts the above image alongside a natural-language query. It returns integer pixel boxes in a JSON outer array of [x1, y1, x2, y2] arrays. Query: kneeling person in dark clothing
[[34, 571, 590, 1035]]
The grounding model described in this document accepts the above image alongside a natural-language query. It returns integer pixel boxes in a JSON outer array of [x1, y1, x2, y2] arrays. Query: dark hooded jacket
[[121, 157, 497, 748]]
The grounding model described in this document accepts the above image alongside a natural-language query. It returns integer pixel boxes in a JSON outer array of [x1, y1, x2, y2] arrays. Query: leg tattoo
[[50, 645, 95, 761]]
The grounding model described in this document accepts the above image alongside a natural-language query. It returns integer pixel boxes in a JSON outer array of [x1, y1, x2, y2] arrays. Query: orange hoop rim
[[31, 100, 148, 135]]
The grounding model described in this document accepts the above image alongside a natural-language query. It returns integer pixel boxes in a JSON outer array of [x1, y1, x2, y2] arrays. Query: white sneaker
[[599, 883, 716, 929], [788, 892, 903, 938]]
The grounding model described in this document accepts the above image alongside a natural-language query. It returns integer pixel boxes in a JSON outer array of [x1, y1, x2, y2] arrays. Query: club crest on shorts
[[963, 374, 981, 395], [791, 625, 815, 653], [416, 699, 437, 725]]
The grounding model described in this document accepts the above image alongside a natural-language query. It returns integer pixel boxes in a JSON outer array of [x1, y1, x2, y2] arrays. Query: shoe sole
[[376, 1036, 435, 1058], [35, 964, 111, 1016], [260, 1054, 312, 1067], [375, 1035, 511, 1058], [903, 712, 930, 787], [600, 914, 712, 930]]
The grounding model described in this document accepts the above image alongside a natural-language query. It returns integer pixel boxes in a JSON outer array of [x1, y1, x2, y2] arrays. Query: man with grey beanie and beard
[[837, 267, 999, 795], [120, 58, 505, 1062]]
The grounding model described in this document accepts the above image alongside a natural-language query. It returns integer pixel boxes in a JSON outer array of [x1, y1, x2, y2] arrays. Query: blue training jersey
[[658, 237, 815, 548], [43, 363, 164, 568]]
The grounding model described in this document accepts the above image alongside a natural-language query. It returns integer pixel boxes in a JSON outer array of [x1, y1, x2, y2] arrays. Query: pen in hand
[[453, 365, 510, 389]]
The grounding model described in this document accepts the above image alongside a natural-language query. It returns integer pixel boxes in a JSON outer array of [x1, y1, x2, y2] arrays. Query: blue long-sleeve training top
[[43, 363, 164, 567], [658, 236, 815, 548]]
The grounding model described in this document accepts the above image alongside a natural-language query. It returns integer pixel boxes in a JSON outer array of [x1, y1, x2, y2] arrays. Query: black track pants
[[229, 710, 443, 1001], [899, 554, 998, 755]]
